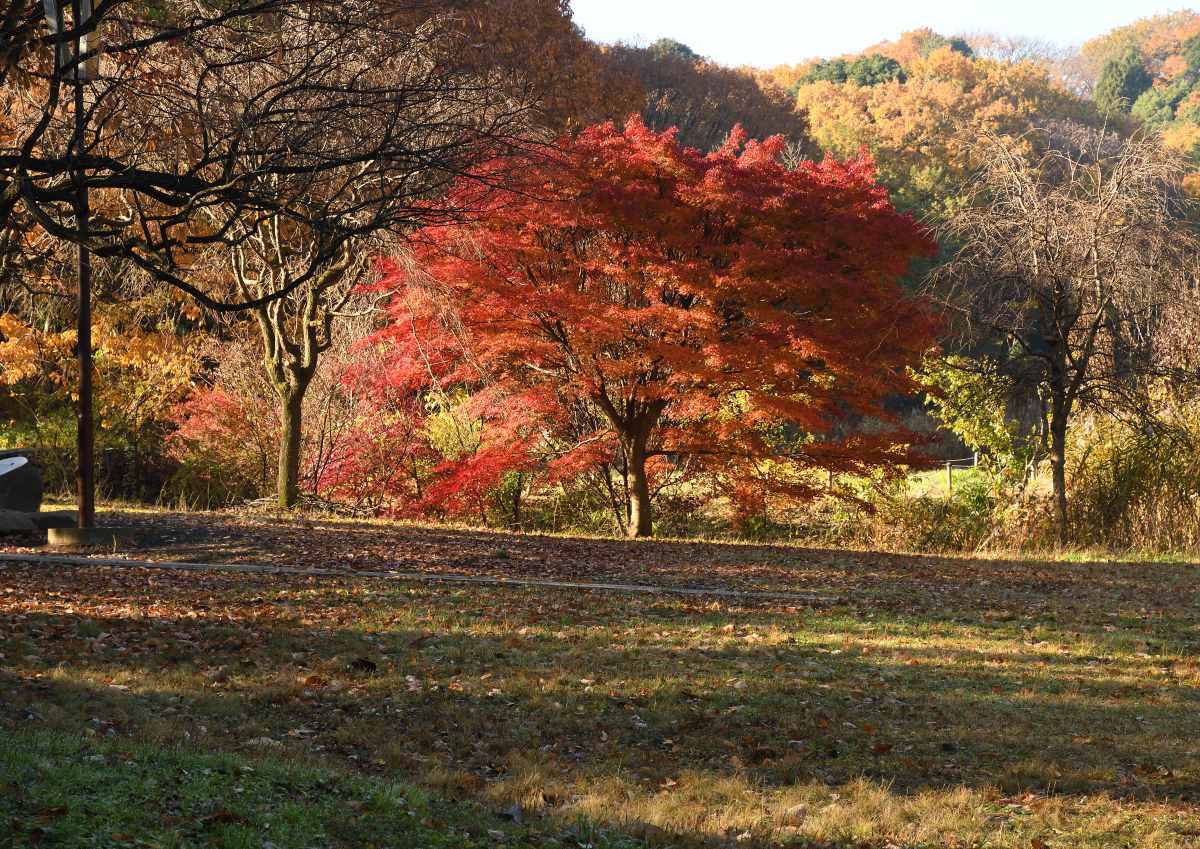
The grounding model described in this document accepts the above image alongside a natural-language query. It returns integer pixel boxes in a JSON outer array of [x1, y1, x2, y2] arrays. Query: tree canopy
[[1095, 48, 1154, 114], [365, 118, 936, 536], [793, 47, 1101, 216]]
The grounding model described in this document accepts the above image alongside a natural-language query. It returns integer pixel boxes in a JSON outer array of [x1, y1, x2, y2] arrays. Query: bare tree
[[3, 0, 542, 515], [226, 228, 382, 509], [960, 33, 1100, 98], [2, 1, 535, 311], [199, 6, 539, 509], [932, 129, 1199, 545], [964, 32, 1071, 67]]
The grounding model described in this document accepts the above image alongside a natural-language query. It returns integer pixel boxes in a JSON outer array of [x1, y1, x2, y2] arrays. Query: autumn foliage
[[363, 118, 936, 536]]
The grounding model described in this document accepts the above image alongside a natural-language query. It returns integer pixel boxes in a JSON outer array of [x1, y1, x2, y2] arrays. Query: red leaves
[[363, 117, 938, 525]]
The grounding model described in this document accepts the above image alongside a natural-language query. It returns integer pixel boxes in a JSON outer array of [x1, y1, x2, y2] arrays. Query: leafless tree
[[932, 128, 1200, 545], [965, 33, 1066, 66], [2, 0, 536, 311], [225, 224, 386, 509], [3, 0, 545, 512], [961, 33, 1098, 97]]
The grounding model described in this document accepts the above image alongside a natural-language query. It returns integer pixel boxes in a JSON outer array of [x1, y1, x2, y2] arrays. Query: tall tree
[[933, 130, 1199, 545], [4, 0, 550, 511], [1095, 48, 1153, 114], [374, 118, 936, 537], [604, 43, 811, 153]]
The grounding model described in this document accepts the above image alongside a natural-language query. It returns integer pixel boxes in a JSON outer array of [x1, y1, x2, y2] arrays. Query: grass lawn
[[0, 731, 577, 848], [2, 509, 1200, 847], [906, 466, 986, 499]]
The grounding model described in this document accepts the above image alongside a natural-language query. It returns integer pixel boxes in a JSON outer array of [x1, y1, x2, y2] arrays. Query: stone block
[[0, 455, 43, 513]]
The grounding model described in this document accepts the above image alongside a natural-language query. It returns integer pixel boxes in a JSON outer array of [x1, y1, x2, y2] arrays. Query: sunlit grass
[[0, 731, 647, 848]]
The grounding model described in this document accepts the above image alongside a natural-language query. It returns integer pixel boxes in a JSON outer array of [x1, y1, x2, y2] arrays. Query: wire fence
[[940, 453, 979, 494]]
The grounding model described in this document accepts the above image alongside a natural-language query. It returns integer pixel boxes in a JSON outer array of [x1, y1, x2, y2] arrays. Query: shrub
[[1066, 403, 1200, 552]]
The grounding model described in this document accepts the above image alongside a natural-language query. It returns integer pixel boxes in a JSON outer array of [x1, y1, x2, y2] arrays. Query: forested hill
[[604, 12, 1200, 215]]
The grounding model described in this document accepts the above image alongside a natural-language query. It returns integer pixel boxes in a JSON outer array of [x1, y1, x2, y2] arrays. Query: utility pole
[[45, 0, 98, 529], [43, 3, 131, 548], [72, 0, 95, 529]]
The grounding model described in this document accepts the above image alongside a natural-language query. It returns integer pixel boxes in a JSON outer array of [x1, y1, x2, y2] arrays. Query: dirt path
[[0, 551, 832, 603]]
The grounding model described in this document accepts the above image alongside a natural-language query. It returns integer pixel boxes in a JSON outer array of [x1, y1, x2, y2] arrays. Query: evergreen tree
[[648, 38, 701, 63], [1095, 48, 1153, 114], [800, 57, 850, 85], [1184, 33, 1200, 72], [847, 53, 906, 86], [917, 32, 974, 58], [1131, 78, 1194, 125]]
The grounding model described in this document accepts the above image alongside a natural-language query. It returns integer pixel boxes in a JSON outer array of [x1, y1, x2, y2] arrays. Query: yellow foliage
[[794, 50, 1099, 215], [755, 62, 817, 94], [0, 311, 199, 432], [0, 314, 75, 386], [1161, 121, 1200, 157]]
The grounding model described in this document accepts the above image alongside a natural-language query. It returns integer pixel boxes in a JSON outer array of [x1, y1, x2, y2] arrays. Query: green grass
[[0, 731, 644, 848], [3, 524, 1200, 847], [907, 466, 985, 498]]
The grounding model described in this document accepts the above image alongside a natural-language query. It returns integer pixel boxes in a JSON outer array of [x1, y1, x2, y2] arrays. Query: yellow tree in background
[[0, 307, 198, 494], [794, 48, 1101, 217]]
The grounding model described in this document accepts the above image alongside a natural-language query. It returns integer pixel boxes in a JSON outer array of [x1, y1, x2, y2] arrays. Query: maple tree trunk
[[1049, 393, 1069, 548], [277, 388, 304, 511], [511, 472, 523, 530], [626, 438, 653, 538]]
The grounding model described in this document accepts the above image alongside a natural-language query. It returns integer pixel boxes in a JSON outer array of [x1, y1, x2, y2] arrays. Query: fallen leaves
[[1, 515, 1199, 849]]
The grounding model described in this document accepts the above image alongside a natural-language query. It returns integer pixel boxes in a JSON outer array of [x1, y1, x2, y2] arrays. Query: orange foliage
[[1081, 10, 1200, 82]]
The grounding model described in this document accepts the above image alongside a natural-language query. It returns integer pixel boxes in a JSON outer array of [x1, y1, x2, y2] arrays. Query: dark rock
[[348, 657, 378, 675], [0, 455, 43, 513], [0, 509, 38, 533], [29, 511, 77, 530]]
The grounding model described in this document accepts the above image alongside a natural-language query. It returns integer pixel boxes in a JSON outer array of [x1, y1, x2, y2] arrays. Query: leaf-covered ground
[[2, 509, 1199, 847]]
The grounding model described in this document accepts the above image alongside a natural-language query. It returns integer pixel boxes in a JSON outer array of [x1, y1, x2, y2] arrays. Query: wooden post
[[946, 462, 953, 494]]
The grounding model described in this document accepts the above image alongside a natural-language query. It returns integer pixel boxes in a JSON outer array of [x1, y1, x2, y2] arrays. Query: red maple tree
[[372, 117, 937, 536]]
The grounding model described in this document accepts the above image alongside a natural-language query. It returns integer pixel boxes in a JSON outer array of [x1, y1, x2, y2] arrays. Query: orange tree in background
[[371, 118, 937, 537]]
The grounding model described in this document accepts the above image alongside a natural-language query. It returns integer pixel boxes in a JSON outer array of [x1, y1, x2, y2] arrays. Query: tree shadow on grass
[[2, 594, 1197, 814]]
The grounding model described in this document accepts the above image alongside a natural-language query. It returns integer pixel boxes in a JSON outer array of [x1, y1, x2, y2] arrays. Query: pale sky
[[571, 1, 1190, 68]]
